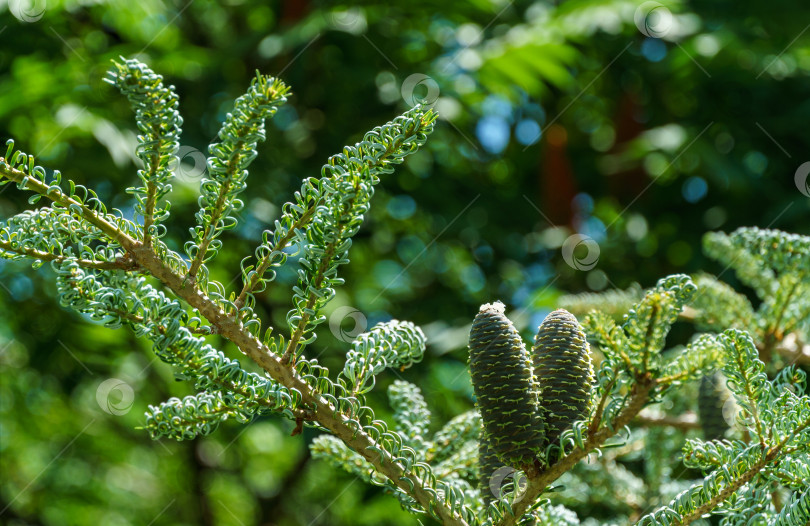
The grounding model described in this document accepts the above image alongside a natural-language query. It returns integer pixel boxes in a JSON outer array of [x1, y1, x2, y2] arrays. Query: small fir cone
[[532, 308, 594, 447], [698, 371, 732, 440], [478, 429, 501, 506], [469, 301, 545, 467]]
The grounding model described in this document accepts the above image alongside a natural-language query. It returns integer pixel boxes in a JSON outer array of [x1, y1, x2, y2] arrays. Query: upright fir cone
[[532, 308, 594, 448], [698, 371, 732, 440], [469, 301, 545, 467]]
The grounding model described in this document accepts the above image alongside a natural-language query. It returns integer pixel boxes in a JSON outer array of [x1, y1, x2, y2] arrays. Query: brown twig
[[0, 240, 138, 271]]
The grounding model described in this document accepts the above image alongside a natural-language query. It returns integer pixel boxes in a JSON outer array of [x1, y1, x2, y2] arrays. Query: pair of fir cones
[[468, 301, 734, 493], [468, 302, 594, 483]]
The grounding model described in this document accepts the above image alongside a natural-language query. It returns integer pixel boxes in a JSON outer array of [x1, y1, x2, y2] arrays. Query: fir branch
[[703, 230, 776, 298], [636, 336, 810, 526], [0, 142, 142, 251], [0, 205, 139, 270], [112, 157, 464, 526], [54, 239, 468, 523], [639, 421, 810, 526], [765, 456, 810, 490], [120, 163, 463, 526], [310, 434, 376, 482], [145, 391, 252, 441], [281, 106, 436, 364], [3, 64, 470, 526], [727, 227, 810, 275], [341, 320, 427, 396], [689, 273, 756, 333], [622, 274, 697, 375], [712, 483, 773, 526], [586, 361, 621, 435], [720, 330, 770, 447], [658, 333, 724, 386], [646, 447, 768, 526], [106, 59, 182, 247], [55, 263, 307, 432], [582, 311, 633, 371], [771, 487, 810, 526], [777, 294, 810, 345], [760, 274, 800, 360], [186, 72, 289, 281], [388, 380, 431, 447], [428, 410, 481, 464], [66, 290, 212, 336], [233, 179, 318, 313], [683, 438, 742, 470], [0, 239, 135, 270]]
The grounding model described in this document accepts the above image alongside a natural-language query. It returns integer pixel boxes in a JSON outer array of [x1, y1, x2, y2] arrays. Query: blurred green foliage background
[[1, 0, 809, 524]]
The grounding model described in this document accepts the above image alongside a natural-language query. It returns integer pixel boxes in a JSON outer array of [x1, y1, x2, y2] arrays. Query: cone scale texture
[[478, 429, 501, 505], [532, 308, 594, 447], [469, 301, 545, 467]]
